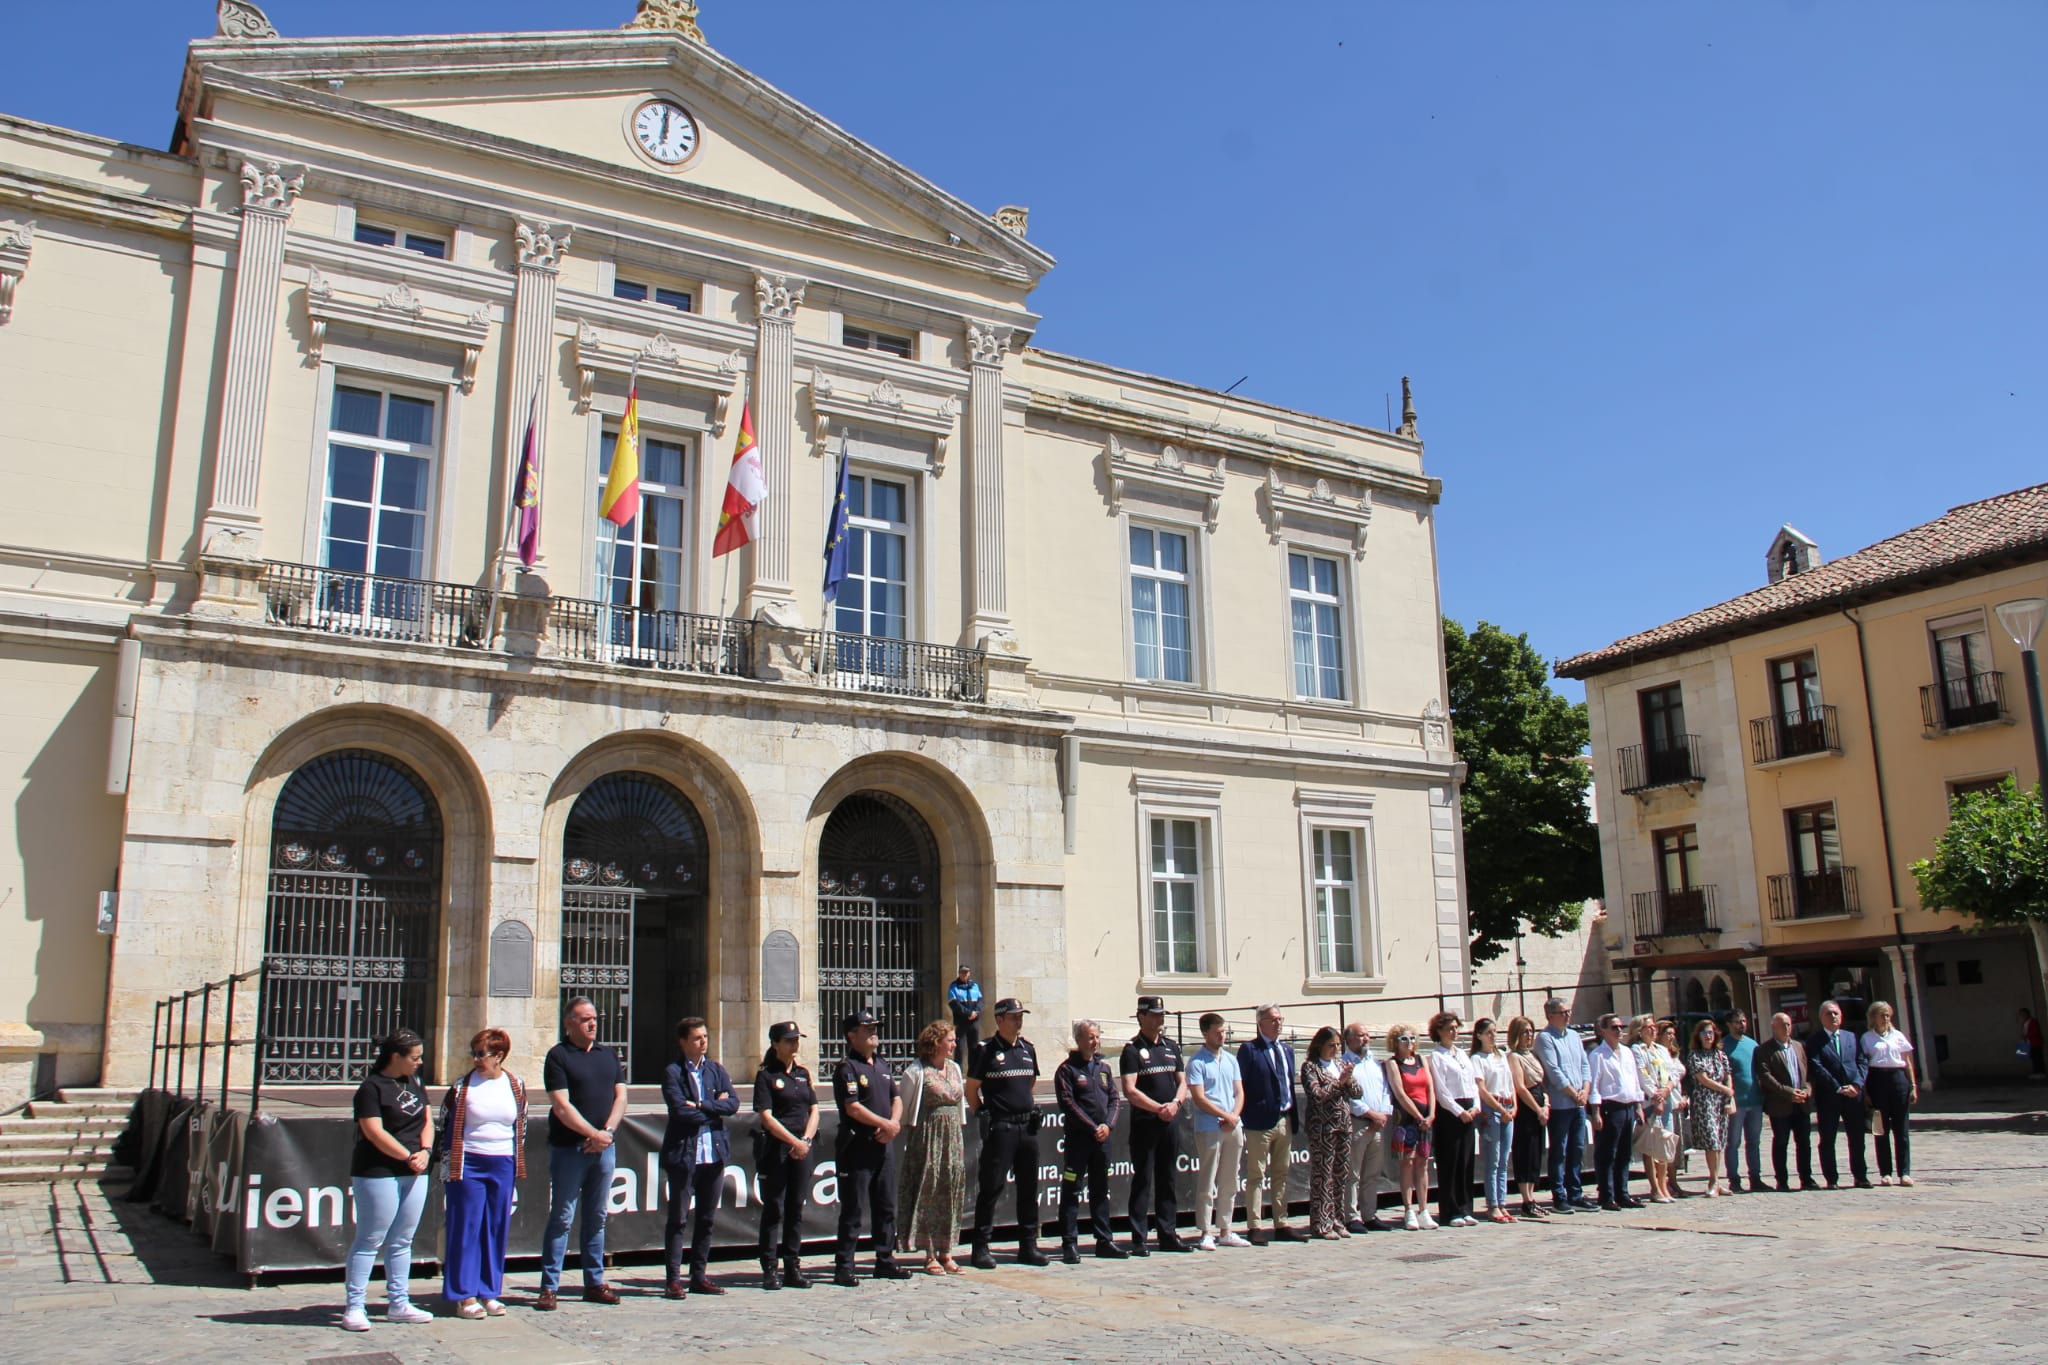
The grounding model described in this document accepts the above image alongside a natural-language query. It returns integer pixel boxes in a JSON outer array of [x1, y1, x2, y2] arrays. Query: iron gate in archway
[[816, 792, 940, 1068]]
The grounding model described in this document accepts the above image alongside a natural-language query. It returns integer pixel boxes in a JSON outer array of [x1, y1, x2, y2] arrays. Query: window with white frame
[[1288, 551, 1346, 700], [322, 383, 437, 583], [1149, 817, 1205, 975], [831, 473, 911, 640], [353, 221, 447, 259], [842, 322, 914, 359], [613, 277, 693, 312], [1308, 827, 1365, 974], [594, 429, 690, 619], [1130, 524, 1195, 683]]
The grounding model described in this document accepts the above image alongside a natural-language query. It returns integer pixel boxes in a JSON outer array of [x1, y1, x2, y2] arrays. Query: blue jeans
[[541, 1143, 617, 1292], [345, 1174, 428, 1312], [1546, 1106, 1585, 1206], [1724, 1105, 1763, 1185], [443, 1153, 517, 1301], [1479, 1112, 1512, 1209]]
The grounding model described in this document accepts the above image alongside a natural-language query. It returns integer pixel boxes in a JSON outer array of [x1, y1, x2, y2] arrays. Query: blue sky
[[11, 2, 2044, 698]]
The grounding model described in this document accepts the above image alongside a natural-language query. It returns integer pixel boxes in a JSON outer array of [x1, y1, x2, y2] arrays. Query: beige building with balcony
[[0, 5, 1468, 1102], [1560, 485, 2048, 1083]]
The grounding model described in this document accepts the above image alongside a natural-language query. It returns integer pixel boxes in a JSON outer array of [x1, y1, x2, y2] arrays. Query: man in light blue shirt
[[1533, 998, 1596, 1213], [1185, 1012, 1247, 1250], [1340, 1022, 1395, 1231], [1722, 1011, 1764, 1194]]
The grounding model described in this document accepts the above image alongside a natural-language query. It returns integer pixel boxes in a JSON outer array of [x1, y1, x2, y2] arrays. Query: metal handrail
[[1919, 671, 2008, 734], [805, 629, 987, 702], [549, 596, 754, 676], [1766, 867, 1862, 922], [1749, 705, 1841, 764], [148, 966, 265, 1115], [1618, 736, 1706, 794], [1629, 885, 1721, 938], [263, 561, 492, 649]]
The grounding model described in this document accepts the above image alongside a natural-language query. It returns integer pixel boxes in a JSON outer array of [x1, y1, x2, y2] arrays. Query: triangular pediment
[[180, 28, 1051, 283]]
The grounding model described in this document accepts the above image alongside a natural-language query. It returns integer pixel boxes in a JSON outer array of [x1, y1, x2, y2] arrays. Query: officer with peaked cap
[[831, 1009, 911, 1286], [966, 997, 1047, 1269]]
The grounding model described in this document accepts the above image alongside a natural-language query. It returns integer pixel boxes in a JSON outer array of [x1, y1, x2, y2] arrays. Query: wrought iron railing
[[1749, 705, 1841, 764], [1767, 866, 1861, 921], [263, 561, 491, 648], [549, 597, 754, 677], [806, 630, 987, 703], [1618, 736, 1706, 794], [1629, 885, 1720, 939], [1920, 671, 2009, 734]]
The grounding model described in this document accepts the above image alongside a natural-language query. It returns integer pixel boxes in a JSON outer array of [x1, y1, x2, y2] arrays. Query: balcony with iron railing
[[263, 561, 491, 648], [1618, 736, 1706, 795], [1749, 705, 1842, 765], [1920, 671, 2010, 736], [803, 629, 988, 703], [1767, 866, 1861, 922], [1629, 885, 1721, 939], [549, 596, 753, 677]]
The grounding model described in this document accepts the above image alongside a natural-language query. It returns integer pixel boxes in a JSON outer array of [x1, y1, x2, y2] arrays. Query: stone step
[[0, 1132, 115, 1154], [55, 1088, 142, 1106], [25, 1101, 133, 1120], [0, 1162, 116, 1184], [0, 1147, 115, 1167], [0, 1116, 126, 1137]]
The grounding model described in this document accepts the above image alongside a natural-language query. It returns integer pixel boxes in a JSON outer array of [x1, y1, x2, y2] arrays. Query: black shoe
[[1824, 1180, 1838, 1190], [1775, 1182, 1792, 1193], [1724, 1183, 1743, 1195], [1570, 1199, 1602, 1212], [1273, 1225, 1311, 1242], [759, 1261, 782, 1292], [1749, 1181, 1767, 1194], [1854, 1178, 1874, 1189], [1800, 1180, 1820, 1192], [1017, 1247, 1051, 1267], [1059, 1242, 1080, 1265], [832, 1269, 860, 1288], [1344, 1220, 1371, 1234], [873, 1262, 913, 1280], [1128, 1238, 1150, 1257], [1619, 1197, 1646, 1209], [1599, 1199, 1620, 1211], [1246, 1228, 1271, 1246], [1093, 1241, 1129, 1259], [782, 1259, 810, 1290], [1155, 1237, 1193, 1253], [689, 1278, 726, 1296], [1550, 1202, 1575, 1215], [969, 1246, 998, 1271]]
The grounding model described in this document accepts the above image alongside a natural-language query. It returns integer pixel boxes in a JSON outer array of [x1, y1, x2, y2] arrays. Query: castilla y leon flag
[[712, 404, 765, 557], [598, 383, 641, 527], [512, 391, 542, 567]]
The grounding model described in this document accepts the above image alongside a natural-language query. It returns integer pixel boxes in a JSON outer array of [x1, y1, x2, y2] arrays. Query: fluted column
[[498, 219, 573, 579], [745, 271, 804, 621], [965, 319, 1013, 645], [199, 160, 304, 559]]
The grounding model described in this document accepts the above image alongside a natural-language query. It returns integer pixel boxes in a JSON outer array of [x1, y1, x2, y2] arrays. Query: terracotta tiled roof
[[1557, 482, 2048, 678]]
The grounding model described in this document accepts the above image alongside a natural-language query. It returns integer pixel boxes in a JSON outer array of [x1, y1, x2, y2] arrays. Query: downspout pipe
[[1842, 607, 1901, 909]]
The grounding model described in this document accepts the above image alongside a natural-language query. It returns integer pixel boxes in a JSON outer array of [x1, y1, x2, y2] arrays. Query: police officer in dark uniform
[[1119, 995, 1192, 1254], [966, 997, 1048, 1269], [1054, 1017, 1129, 1263], [831, 1009, 911, 1287], [753, 1020, 818, 1290]]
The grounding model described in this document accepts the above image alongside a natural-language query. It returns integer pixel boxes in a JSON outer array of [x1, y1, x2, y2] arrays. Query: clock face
[[631, 99, 699, 166]]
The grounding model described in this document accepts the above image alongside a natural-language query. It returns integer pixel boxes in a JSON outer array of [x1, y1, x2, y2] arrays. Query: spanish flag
[[712, 404, 765, 557], [598, 384, 641, 526]]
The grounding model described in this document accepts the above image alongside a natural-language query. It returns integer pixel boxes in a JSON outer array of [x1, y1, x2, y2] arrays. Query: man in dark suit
[[1806, 999, 1870, 1189], [1236, 1003, 1307, 1244], [1756, 1011, 1816, 1192], [661, 1015, 739, 1297]]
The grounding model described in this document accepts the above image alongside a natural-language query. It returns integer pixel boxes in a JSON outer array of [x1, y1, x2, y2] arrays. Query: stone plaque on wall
[[761, 930, 800, 1002], [490, 920, 534, 997]]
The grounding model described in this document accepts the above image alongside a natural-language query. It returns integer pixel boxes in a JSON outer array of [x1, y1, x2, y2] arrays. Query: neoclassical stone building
[[0, 3, 1467, 1097]]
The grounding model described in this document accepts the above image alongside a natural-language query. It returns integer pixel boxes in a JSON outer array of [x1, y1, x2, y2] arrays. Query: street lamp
[[1995, 596, 2048, 789]]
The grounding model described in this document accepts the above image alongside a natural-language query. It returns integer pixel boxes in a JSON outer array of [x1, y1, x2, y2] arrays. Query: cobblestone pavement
[[5, 1129, 2045, 1363]]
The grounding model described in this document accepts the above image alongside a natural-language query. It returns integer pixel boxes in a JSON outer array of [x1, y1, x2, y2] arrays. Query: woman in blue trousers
[[440, 1027, 528, 1319]]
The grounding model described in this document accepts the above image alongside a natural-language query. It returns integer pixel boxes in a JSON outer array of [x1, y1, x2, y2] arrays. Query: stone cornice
[[303, 265, 493, 390], [0, 166, 191, 240], [1102, 434, 1225, 529], [806, 371, 959, 469], [571, 316, 745, 432], [1262, 468, 1374, 556]]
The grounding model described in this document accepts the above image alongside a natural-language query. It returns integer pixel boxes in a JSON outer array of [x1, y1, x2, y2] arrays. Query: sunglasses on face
[[1394, 1034, 1416, 1043]]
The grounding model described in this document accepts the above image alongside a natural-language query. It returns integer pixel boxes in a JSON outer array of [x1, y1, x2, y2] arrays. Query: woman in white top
[[1425, 1011, 1480, 1228], [440, 1026, 528, 1319], [1860, 1000, 1918, 1186], [1469, 1019, 1518, 1224], [1656, 1019, 1692, 1196]]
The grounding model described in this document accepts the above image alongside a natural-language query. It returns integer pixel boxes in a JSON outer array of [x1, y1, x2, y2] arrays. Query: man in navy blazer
[[1805, 1000, 1870, 1189], [1235, 1004, 1307, 1244], [661, 1016, 739, 1296]]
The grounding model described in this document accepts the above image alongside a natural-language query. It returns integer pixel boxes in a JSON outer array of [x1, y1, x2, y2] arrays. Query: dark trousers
[[1815, 1094, 1868, 1185], [1546, 1106, 1586, 1205], [1126, 1115, 1181, 1244], [1865, 1069, 1913, 1178], [1060, 1126, 1114, 1248], [1770, 1108, 1813, 1187], [756, 1140, 811, 1262], [833, 1142, 898, 1273], [1593, 1102, 1637, 1204], [662, 1160, 723, 1282], [1432, 1107, 1476, 1221], [973, 1114, 1042, 1249]]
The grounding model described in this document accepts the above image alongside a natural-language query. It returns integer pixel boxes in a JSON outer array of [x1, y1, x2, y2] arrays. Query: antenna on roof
[[1221, 375, 1247, 395]]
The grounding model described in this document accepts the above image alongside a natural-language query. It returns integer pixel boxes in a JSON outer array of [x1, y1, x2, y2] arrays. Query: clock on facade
[[630, 98, 700, 166]]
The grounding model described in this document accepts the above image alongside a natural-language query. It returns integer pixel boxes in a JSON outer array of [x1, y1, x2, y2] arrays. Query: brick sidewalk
[[5, 1129, 2044, 1363]]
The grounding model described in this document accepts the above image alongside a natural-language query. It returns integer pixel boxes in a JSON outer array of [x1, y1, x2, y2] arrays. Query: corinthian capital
[[239, 160, 305, 213], [967, 320, 1012, 368], [515, 219, 574, 269], [753, 272, 806, 322]]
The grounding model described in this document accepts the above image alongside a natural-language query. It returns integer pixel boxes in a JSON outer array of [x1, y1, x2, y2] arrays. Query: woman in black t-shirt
[[341, 1029, 436, 1332]]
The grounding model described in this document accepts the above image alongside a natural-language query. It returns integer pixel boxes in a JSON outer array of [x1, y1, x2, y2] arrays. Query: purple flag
[[513, 392, 541, 568]]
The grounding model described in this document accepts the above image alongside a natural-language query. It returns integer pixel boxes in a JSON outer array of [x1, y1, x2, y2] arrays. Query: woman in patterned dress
[[1685, 1018, 1736, 1196], [1298, 1026, 1362, 1238], [896, 1020, 967, 1274]]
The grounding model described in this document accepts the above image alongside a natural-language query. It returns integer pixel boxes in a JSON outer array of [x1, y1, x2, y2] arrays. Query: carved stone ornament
[[380, 281, 424, 317], [753, 272, 805, 321], [623, 0, 705, 41], [1422, 699, 1449, 751], [216, 0, 278, 39], [0, 219, 33, 325], [937, 394, 960, 422], [515, 219, 573, 269], [1397, 374, 1419, 439], [1102, 433, 1224, 530], [966, 318, 1012, 367], [993, 205, 1030, 238], [1158, 445, 1184, 472], [305, 269, 491, 392], [238, 159, 304, 212], [1263, 466, 1373, 555], [870, 379, 904, 410]]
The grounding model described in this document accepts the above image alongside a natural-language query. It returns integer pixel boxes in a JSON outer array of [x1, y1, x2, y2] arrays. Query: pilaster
[[746, 272, 804, 621], [965, 319, 1013, 646], [1879, 942, 1939, 1088], [199, 160, 303, 556], [499, 219, 573, 576], [0, 219, 33, 324]]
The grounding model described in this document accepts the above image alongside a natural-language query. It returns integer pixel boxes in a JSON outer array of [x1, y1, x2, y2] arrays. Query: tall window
[[1309, 827, 1363, 974], [595, 431, 689, 614], [323, 384, 436, 583], [1639, 683, 1689, 785], [1289, 552, 1346, 700], [1130, 525, 1194, 683], [1787, 804, 1841, 878], [1149, 817, 1203, 975], [1771, 652, 1823, 722], [1654, 825, 1702, 895], [832, 473, 910, 640], [1931, 615, 1998, 726]]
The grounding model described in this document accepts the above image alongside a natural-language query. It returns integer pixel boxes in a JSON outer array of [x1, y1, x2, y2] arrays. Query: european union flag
[[822, 437, 853, 597]]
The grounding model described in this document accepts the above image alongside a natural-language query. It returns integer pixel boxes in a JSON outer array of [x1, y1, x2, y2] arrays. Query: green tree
[[1444, 618, 1603, 967], [1911, 778, 2048, 1000]]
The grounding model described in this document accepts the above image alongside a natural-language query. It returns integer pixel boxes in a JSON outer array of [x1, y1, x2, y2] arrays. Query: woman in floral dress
[[1298, 1026, 1362, 1238], [1685, 1019, 1736, 1196], [896, 1020, 967, 1274]]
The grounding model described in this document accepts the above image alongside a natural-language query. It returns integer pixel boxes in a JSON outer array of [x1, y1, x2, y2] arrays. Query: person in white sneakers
[[1339, 1022, 1395, 1233], [1185, 1012, 1249, 1249], [1383, 1024, 1437, 1230], [342, 1028, 436, 1331]]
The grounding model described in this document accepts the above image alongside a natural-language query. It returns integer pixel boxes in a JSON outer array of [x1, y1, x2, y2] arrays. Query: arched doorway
[[817, 791, 940, 1067], [1709, 975, 1733, 1015], [560, 772, 709, 1083], [262, 750, 442, 1083]]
